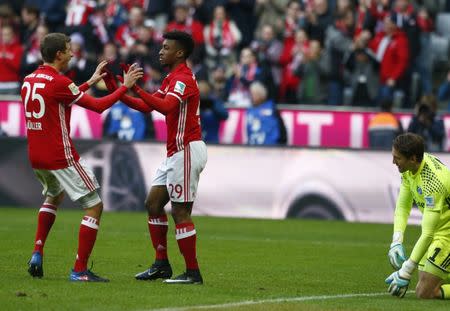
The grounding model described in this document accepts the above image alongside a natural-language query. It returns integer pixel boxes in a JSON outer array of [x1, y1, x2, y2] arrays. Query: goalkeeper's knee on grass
[[441, 284, 450, 299]]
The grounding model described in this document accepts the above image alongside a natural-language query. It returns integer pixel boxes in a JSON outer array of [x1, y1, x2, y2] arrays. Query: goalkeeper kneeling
[[387, 133, 450, 299]]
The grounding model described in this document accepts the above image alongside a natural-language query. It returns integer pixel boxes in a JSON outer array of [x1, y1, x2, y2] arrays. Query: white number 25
[[22, 82, 46, 119]]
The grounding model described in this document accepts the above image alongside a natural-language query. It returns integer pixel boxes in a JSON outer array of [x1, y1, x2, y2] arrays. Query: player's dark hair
[[393, 133, 424, 162], [40, 33, 70, 63], [163, 31, 194, 59]]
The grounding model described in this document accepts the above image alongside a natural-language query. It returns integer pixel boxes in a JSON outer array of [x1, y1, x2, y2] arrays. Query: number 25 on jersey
[[22, 82, 46, 119]]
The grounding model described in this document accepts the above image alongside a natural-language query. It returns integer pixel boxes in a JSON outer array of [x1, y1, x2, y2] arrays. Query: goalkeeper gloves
[[385, 259, 417, 298], [388, 242, 406, 270], [388, 231, 406, 270], [385, 271, 409, 298]]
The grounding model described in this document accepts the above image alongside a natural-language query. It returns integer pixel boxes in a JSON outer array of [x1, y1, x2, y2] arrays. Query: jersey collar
[[39, 64, 60, 74], [411, 154, 427, 177], [170, 62, 188, 76]]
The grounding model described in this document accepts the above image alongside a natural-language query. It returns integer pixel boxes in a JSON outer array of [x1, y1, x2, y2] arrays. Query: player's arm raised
[[76, 64, 143, 113], [135, 88, 179, 115], [112, 62, 178, 115]]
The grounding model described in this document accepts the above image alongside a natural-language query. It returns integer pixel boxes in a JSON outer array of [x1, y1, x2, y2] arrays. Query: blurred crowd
[[1, 0, 450, 147]]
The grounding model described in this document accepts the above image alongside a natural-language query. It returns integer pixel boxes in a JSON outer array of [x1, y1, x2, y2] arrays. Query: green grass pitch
[[0, 207, 448, 310]]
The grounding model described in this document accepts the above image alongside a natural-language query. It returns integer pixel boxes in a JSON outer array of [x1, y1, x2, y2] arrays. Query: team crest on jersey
[[417, 186, 422, 195], [424, 196, 435, 208], [68, 83, 80, 95], [174, 81, 186, 95]]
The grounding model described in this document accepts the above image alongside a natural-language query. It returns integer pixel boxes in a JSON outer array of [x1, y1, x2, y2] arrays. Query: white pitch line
[[206, 235, 388, 248], [148, 291, 408, 311]]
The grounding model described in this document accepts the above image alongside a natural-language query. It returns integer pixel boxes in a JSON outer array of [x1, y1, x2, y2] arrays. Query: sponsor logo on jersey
[[68, 83, 80, 95], [417, 186, 422, 195], [174, 81, 186, 95], [425, 196, 435, 208]]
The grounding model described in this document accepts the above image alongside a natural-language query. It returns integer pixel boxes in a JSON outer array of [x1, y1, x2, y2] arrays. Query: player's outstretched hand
[[388, 243, 406, 270], [385, 271, 409, 298], [87, 60, 108, 86], [115, 74, 143, 93], [123, 63, 143, 89]]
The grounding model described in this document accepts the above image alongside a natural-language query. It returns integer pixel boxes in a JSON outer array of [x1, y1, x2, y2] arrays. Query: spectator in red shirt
[[0, 24, 23, 95], [114, 5, 145, 59], [369, 13, 410, 107], [166, 0, 204, 64], [167, 1, 204, 45], [279, 28, 310, 104]]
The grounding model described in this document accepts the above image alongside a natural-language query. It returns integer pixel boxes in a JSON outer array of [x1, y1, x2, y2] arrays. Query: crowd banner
[[2, 100, 450, 150]]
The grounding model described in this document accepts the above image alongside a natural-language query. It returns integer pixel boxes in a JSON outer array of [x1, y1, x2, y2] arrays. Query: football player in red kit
[[22, 32, 142, 282], [104, 31, 207, 284]]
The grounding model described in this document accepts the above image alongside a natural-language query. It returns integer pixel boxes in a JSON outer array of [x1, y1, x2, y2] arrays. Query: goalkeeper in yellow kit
[[386, 133, 450, 299]]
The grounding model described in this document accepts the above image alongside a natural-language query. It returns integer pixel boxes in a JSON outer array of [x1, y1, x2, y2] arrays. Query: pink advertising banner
[[219, 108, 450, 150], [2, 101, 450, 150]]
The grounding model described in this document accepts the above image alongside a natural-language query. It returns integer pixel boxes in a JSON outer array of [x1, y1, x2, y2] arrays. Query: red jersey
[[21, 65, 85, 170], [156, 63, 202, 156]]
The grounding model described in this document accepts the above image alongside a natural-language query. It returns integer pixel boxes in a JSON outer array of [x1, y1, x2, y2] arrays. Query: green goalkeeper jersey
[[395, 153, 450, 263]]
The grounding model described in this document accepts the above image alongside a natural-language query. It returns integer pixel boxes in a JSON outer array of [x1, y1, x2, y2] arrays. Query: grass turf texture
[[0, 207, 448, 311]]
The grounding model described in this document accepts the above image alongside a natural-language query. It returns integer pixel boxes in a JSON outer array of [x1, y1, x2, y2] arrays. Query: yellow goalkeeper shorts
[[419, 236, 450, 280]]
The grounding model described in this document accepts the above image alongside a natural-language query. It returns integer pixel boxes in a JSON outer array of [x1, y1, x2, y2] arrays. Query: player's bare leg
[[28, 192, 65, 278], [70, 201, 108, 282], [164, 202, 203, 284], [135, 186, 173, 280], [416, 271, 444, 299]]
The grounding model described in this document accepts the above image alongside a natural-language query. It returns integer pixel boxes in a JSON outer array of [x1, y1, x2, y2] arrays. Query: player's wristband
[[399, 259, 417, 279], [392, 231, 404, 245]]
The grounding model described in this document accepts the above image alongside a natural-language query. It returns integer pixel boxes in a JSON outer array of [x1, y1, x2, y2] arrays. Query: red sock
[[175, 222, 198, 270], [33, 203, 57, 255], [148, 215, 168, 260], [74, 216, 99, 272]]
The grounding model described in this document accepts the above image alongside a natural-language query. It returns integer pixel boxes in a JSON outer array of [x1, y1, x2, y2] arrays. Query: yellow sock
[[441, 284, 450, 299]]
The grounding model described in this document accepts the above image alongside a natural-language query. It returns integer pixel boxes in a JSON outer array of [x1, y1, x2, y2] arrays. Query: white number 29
[[22, 82, 46, 119]]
